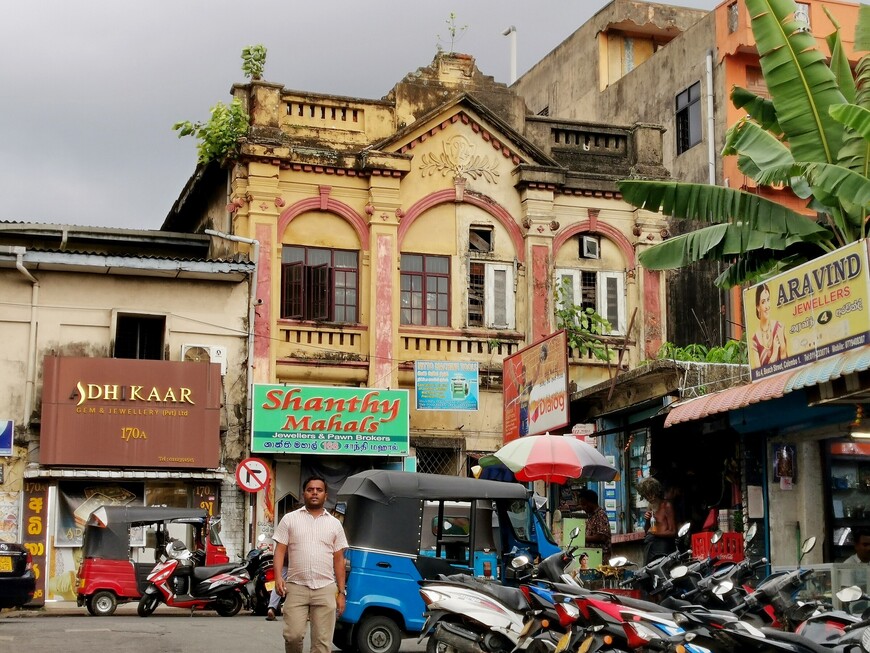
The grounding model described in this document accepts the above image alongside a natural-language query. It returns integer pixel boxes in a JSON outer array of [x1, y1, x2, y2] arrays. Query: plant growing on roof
[[172, 98, 249, 165], [241, 44, 267, 81], [437, 12, 468, 53], [619, 0, 870, 289]]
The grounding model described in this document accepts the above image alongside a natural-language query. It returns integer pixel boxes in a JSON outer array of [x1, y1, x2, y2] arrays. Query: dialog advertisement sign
[[252, 384, 409, 456], [414, 361, 479, 411], [743, 240, 870, 380], [502, 331, 569, 443]]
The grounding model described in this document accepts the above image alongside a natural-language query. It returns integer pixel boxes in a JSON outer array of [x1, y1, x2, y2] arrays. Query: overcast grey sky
[[2, 0, 719, 230]]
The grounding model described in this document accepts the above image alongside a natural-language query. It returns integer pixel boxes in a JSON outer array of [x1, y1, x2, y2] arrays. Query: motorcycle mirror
[[799, 536, 817, 561], [677, 523, 691, 538], [511, 555, 531, 569], [787, 603, 817, 623], [569, 526, 581, 540], [710, 529, 724, 545], [837, 586, 864, 603], [744, 522, 758, 544], [712, 579, 734, 596], [607, 556, 628, 567], [670, 565, 688, 579]]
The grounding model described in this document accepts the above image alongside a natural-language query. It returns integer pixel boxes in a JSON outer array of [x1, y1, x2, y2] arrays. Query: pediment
[[375, 94, 560, 176]]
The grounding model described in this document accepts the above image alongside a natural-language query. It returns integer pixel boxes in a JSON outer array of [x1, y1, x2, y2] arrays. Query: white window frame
[[555, 268, 625, 335], [468, 261, 515, 330], [483, 263, 515, 330]]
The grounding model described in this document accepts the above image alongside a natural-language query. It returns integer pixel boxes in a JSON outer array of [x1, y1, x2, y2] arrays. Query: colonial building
[[513, 0, 861, 347], [0, 223, 253, 603], [164, 52, 672, 541]]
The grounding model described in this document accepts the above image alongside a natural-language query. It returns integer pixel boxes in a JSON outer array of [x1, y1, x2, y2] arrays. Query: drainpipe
[[503, 26, 517, 84], [705, 50, 716, 185], [204, 229, 259, 439], [204, 229, 259, 553], [2, 246, 39, 427], [706, 49, 724, 345]]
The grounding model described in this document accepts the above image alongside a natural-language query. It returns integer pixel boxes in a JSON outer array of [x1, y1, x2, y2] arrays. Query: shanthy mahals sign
[[743, 240, 870, 381], [251, 384, 409, 455]]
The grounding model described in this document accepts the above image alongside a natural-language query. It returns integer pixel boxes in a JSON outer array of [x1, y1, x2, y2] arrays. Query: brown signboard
[[40, 357, 221, 469]]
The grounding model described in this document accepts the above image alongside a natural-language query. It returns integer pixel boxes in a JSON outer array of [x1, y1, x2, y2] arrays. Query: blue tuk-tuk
[[334, 470, 560, 653]]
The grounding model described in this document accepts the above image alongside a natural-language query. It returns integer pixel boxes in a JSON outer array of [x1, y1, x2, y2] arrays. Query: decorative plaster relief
[[420, 135, 499, 183]]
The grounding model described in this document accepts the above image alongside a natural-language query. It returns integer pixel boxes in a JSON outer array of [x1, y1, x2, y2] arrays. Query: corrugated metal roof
[[664, 345, 870, 427]]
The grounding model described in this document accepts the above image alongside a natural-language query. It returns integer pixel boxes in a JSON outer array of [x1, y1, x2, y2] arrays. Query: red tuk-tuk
[[76, 505, 228, 616]]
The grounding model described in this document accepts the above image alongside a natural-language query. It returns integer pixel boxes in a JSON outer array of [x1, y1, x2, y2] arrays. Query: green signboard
[[252, 384, 409, 456]]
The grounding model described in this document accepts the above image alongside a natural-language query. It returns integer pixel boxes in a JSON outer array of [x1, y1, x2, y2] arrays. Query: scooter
[[137, 539, 252, 617], [247, 534, 276, 616], [419, 528, 585, 653]]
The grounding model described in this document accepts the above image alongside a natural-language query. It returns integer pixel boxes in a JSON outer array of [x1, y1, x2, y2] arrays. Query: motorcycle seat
[[438, 574, 529, 612], [191, 564, 240, 581], [759, 627, 833, 653]]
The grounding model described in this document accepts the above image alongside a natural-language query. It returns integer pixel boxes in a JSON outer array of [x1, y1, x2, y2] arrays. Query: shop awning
[[664, 345, 870, 427]]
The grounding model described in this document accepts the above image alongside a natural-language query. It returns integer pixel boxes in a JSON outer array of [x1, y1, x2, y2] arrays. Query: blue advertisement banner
[[414, 361, 479, 411], [0, 420, 12, 456]]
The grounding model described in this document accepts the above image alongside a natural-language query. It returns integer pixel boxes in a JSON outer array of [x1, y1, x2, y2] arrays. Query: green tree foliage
[[553, 278, 615, 362], [619, 0, 870, 289], [172, 98, 249, 165], [654, 339, 748, 364]]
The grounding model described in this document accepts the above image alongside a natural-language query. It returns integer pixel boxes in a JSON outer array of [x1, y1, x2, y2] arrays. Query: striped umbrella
[[479, 432, 617, 484]]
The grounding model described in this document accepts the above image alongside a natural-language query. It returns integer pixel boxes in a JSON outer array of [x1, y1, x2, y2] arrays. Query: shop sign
[[414, 361, 479, 411], [0, 420, 12, 456], [502, 331, 569, 443], [39, 357, 222, 469], [251, 384, 409, 456], [22, 481, 48, 606], [743, 239, 870, 380]]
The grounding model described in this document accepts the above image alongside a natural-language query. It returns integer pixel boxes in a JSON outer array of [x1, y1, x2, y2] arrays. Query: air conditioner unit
[[580, 235, 600, 259], [180, 344, 228, 375]]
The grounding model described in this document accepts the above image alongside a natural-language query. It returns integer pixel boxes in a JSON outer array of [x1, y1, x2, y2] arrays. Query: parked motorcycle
[[247, 534, 276, 616], [419, 527, 585, 653], [137, 539, 253, 617]]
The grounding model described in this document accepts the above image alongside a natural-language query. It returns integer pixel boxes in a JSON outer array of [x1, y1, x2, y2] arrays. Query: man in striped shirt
[[274, 475, 349, 653]]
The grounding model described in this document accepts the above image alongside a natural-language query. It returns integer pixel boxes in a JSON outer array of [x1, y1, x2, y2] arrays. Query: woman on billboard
[[750, 283, 788, 367]]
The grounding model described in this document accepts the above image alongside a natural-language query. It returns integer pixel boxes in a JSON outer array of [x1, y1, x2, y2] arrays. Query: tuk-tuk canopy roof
[[337, 470, 529, 504], [86, 505, 210, 528]]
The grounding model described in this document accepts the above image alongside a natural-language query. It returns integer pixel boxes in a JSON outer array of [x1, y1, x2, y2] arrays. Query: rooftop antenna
[[502, 25, 517, 84]]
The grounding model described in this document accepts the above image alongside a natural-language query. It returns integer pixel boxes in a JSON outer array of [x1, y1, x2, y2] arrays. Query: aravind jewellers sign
[[251, 384, 409, 456]]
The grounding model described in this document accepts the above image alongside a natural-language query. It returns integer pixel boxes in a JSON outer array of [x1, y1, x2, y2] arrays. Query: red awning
[[664, 345, 870, 427]]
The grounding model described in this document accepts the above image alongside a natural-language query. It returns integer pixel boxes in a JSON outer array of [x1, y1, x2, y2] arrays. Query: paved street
[[0, 603, 427, 653]]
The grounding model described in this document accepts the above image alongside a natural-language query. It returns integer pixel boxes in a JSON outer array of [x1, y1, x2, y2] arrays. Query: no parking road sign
[[235, 457, 271, 493]]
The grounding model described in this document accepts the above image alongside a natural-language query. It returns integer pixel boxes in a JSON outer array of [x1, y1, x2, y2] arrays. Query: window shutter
[[598, 271, 625, 334], [485, 263, 514, 329], [281, 262, 303, 319], [308, 263, 331, 320]]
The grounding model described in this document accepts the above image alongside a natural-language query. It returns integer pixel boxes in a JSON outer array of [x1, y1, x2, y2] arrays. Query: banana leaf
[[834, 62, 870, 181], [746, 0, 846, 164], [856, 4, 870, 52], [731, 86, 782, 135], [723, 119, 794, 185], [824, 7, 857, 104], [618, 180, 829, 238]]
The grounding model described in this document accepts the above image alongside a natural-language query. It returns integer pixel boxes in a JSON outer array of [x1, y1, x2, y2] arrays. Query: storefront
[[23, 356, 228, 605]]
